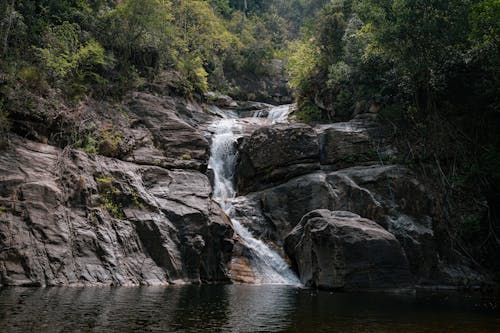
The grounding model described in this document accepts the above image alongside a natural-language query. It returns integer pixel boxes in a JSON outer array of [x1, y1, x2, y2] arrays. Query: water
[[267, 104, 294, 121], [0, 285, 498, 333], [208, 117, 300, 285]]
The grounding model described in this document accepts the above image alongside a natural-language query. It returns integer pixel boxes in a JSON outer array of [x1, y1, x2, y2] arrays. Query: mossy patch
[[96, 175, 125, 219], [95, 174, 143, 219]]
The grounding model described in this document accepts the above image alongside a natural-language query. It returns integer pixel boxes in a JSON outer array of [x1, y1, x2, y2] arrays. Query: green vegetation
[[74, 124, 123, 157], [286, 0, 499, 183], [96, 175, 125, 219], [95, 174, 144, 219], [288, 0, 498, 122], [0, 0, 319, 104]]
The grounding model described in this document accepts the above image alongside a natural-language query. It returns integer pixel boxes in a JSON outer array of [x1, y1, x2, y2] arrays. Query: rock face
[[123, 92, 211, 171], [233, 165, 440, 283], [285, 210, 413, 290], [231, 114, 486, 287], [236, 124, 320, 193], [0, 86, 489, 290], [317, 114, 395, 169], [0, 137, 233, 287]]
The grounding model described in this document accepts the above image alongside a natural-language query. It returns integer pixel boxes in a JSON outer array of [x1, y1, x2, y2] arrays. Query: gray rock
[[204, 92, 238, 108], [0, 137, 233, 286], [236, 124, 320, 193], [124, 92, 211, 171], [230, 164, 450, 284], [317, 114, 394, 169], [285, 210, 413, 290], [333, 165, 438, 278]]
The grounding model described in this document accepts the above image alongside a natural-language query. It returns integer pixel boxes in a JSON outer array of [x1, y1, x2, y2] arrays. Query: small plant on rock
[[96, 175, 125, 219]]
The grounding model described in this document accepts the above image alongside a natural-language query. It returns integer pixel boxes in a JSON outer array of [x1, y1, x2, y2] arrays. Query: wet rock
[[229, 242, 257, 284], [0, 137, 233, 286], [285, 210, 413, 290], [236, 124, 320, 193]]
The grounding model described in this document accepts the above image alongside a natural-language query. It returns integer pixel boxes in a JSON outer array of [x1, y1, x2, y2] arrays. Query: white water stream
[[267, 104, 294, 121], [208, 111, 300, 285]]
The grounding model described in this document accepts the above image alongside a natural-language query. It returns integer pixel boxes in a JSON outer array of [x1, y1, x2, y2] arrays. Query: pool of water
[[0, 285, 498, 332]]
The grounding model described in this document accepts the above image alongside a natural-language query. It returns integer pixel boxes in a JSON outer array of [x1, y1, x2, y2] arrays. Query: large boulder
[[0, 137, 233, 287], [231, 164, 445, 284], [285, 210, 413, 290], [243, 169, 385, 243], [334, 165, 437, 279], [236, 124, 320, 193]]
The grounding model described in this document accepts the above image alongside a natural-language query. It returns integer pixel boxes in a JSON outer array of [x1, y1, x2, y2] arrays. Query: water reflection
[[0, 285, 498, 333]]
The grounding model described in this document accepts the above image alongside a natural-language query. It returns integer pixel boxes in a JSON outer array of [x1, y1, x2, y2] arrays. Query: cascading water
[[208, 117, 300, 285], [267, 104, 294, 121]]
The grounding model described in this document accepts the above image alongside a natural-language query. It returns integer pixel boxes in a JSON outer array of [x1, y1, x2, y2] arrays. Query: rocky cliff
[[0, 89, 489, 290], [0, 91, 237, 287], [231, 113, 488, 290]]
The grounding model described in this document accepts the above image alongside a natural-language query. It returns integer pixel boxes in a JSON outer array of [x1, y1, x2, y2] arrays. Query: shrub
[[296, 98, 323, 123], [35, 22, 111, 99], [96, 175, 125, 219], [97, 124, 124, 158]]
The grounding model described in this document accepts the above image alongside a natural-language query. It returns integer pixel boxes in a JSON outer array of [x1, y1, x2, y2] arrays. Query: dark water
[[0, 285, 498, 333]]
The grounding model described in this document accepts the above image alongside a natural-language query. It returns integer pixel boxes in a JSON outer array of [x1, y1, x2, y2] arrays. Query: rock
[[236, 124, 320, 193], [285, 210, 413, 290], [229, 164, 450, 285], [0, 137, 233, 286], [204, 92, 238, 108], [246, 168, 385, 243], [230, 197, 274, 241], [124, 92, 211, 171], [317, 114, 393, 169], [256, 172, 335, 241], [334, 165, 438, 278], [229, 240, 257, 284]]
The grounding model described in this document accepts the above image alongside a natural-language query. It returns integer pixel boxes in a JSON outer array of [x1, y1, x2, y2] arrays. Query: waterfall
[[267, 104, 293, 121], [208, 118, 301, 285]]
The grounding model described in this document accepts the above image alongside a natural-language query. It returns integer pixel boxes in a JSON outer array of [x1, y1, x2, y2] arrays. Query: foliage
[[35, 21, 111, 97], [97, 124, 123, 158], [296, 98, 323, 123], [96, 175, 125, 219], [287, 0, 499, 120], [75, 124, 123, 157], [287, 39, 318, 91], [95, 174, 143, 219]]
